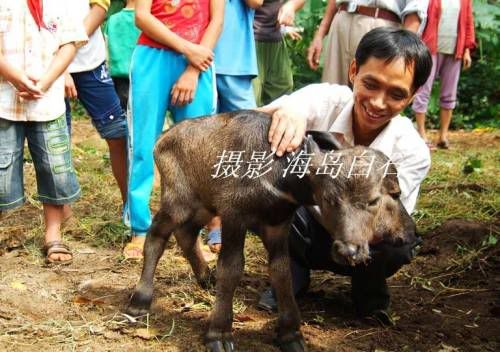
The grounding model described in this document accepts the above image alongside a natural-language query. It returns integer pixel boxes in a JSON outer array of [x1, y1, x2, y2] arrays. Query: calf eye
[[390, 192, 401, 200], [367, 197, 380, 207]]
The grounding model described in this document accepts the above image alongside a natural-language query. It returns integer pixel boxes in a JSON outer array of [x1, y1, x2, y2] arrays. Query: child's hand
[[8, 69, 44, 100], [277, 2, 296, 26], [64, 72, 78, 98], [184, 43, 213, 72], [463, 49, 472, 70], [171, 66, 200, 106]]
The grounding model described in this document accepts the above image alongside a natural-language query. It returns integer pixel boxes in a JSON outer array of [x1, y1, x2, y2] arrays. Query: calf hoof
[[198, 267, 216, 290], [126, 291, 152, 317], [205, 340, 235, 352], [276, 332, 307, 352]]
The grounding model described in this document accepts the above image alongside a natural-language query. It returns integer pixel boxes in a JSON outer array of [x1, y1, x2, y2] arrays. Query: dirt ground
[[0, 123, 499, 352]]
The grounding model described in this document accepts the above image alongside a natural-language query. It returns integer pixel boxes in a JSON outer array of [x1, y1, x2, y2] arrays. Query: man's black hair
[[355, 27, 432, 92]]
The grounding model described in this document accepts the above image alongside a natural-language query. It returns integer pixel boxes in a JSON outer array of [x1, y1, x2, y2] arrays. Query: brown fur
[[126, 110, 416, 352]]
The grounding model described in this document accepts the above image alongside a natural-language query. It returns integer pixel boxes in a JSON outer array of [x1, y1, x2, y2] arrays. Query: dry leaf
[[134, 327, 160, 340], [10, 280, 26, 291], [72, 295, 105, 305]]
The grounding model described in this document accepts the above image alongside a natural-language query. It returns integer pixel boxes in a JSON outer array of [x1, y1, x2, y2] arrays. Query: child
[[206, 0, 262, 253], [105, 0, 141, 111], [0, 0, 87, 264], [65, 0, 128, 205], [124, 0, 224, 258], [412, 0, 475, 150], [252, 0, 305, 106]]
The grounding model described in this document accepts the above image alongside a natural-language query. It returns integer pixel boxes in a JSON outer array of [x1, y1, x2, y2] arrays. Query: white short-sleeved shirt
[[0, 0, 87, 122], [68, 0, 107, 73], [267, 83, 431, 214]]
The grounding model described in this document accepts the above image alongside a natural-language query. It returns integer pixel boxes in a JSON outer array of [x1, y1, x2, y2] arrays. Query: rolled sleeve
[[58, 5, 88, 48], [265, 83, 352, 130], [392, 139, 431, 214], [90, 0, 111, 11], [400, 0, 429, 34]]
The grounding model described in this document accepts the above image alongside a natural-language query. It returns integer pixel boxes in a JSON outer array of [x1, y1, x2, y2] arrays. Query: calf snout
[[332, 240, 370, 266]]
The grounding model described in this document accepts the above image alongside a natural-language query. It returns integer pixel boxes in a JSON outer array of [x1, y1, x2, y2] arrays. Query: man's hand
[[259, 106, 307, 156], [171, 66, 200, 106], [64, 72, 78, 98], [184, 42, 213, 72], [307, 35, 323, 70], [463, 49, 472, 70]]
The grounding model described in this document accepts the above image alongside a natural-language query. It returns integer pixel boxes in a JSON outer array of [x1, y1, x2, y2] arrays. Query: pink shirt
[[138, 0, 210, 50]]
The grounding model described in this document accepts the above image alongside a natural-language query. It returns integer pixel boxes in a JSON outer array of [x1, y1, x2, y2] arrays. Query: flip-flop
[[436, 139, 450, 149], [207, 228, 221, 253], [43, 240, 73, 265]]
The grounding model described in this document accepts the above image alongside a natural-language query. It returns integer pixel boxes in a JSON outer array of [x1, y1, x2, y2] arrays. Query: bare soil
[[0, 125, 498, 352]]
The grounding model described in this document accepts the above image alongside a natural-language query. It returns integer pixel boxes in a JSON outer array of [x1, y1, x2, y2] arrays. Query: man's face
[[349, 57, 416, 134]]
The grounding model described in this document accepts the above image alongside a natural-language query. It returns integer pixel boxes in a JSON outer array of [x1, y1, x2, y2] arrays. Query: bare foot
[[123, 236, 146, 259]]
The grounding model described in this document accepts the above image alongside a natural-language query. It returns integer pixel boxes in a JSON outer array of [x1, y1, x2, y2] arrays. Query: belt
[[338, 3, 401, 23]]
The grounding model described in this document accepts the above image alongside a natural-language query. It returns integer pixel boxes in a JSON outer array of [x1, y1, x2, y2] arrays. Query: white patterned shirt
[[0, 0, 87, 122]]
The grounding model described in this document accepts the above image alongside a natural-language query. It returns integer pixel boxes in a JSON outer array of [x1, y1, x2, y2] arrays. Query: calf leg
[[173, 222, 213, 289], [262, 222, 306, 352], [126, 209, 176, 316], [206, 218, 246, 352]]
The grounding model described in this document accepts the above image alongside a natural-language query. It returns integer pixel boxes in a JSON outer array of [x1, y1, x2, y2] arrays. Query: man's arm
[[37, 43, 78, 93], [307, 0, 337, 69], [401, 0, 429, 33], [135, 0, 213, 71]]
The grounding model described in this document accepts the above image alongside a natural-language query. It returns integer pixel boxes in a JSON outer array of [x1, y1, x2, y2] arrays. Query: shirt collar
[[328, 97, 400, 157]]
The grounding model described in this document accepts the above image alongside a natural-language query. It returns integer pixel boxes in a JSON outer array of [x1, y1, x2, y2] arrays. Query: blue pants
[[65, 62, 127, 139], [216, 75, 256, 113], [126, 45, 216, 235]]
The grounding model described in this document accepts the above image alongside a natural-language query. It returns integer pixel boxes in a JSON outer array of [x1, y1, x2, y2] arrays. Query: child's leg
[[0, 119, 26, 212], [260, 40, 293, 106], [111, 77, 130, 113], [437, 54, 462, 145], [70, 62, 128, 204], [126, 46, 173, 241], [411, 54, 438, 141], [216, 75, 256, 113], [27, 116, 81, 263]]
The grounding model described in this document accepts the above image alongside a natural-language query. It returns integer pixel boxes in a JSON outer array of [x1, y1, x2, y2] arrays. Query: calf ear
[[383, 163, 401, 195], [306, 130, 342, 151]]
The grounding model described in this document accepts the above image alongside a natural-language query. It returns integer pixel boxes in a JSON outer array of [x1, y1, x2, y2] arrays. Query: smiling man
[[258, 27, 433, 323]]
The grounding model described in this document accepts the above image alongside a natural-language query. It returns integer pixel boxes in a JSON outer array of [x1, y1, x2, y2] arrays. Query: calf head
[[305, 132, 417, 266]]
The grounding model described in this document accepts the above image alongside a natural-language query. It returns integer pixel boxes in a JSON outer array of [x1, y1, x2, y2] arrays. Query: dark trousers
[[288, 207, 419, 315]]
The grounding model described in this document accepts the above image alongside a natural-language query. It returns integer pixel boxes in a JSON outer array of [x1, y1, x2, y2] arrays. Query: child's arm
[[244, 0, 263, 9], [170, 0, 224, 106], [277, 0, 306, 26], [84, 2, 108, 37], [136, 0, 213, 71], [16, 42, 78, 99], [0, 53, 43, 99]]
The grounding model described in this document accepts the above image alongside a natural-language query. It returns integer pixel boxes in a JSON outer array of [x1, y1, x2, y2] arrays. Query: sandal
[[207, 228, 221, 253], [123, 240, 144, 260], [436, 139, 450, 149], [43, 240, 73, 265]]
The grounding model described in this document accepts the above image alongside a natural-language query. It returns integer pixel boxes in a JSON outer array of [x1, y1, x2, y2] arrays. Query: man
[[258, 27, 432, 324], [307, 0, 429, 85]]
